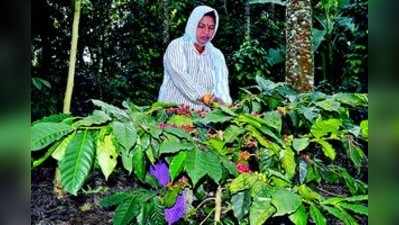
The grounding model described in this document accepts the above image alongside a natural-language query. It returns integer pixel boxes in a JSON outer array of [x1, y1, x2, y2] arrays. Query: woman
[[158, 5, 232, 110]]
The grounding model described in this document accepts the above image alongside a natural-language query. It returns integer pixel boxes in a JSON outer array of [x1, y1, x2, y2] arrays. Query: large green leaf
[[262, 111, 282, 133], [96, 134, 118, 180], [298, 184, 322, 202], [334, 93, 367, 107], [167, 115, 193, 126], [92, 99, 129, 120], [169, 151, 187, 181], [132, 145, 147, 181], [73, 110, 111, 127], [315, 99, 341, 112], [322, 205, 359, 225], [280, 148, 296, 179], [223, 125, 245, 143], [289, 204, 308, 225], [163, 127, 192, 140], [271, 189, 302, 216], [360, 120, 368, 139], [337, 202, 368, 216], [293, 137, 310, 152], [231, 191, 251, 220], [316, 139, 336, 160], [309, 205, 327, 225], [51, 132, 75, 161], [121, 150, 133, 174], [311, 119, 342, 138], [112, 121, 137, 151], [199, 109, 232, 124], [185, 150, 208, 186], [249, 196, 276, 225], [113, 195, 141, 225], [31, 122, 74, 151], [203, 151, 223, 183], [60, 131, 95, 195], [159, 139, 194, 154], [101, 192, 130, 208]]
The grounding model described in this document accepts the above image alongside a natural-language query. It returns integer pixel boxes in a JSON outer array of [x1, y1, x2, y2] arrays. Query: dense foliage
[[32, 77, 368, 225], [31, 0, 367, 119]]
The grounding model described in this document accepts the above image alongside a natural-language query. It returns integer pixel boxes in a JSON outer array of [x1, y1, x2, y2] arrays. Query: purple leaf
[[149, 160, 171, 187], [165, 194, 186, 225]]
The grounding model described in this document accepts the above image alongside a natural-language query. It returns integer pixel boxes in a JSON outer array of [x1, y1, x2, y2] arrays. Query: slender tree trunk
[[285, 0, 314, 92], [245, 0, 251, 40], [162, 0, 169, 46], [63, 0, 82, 113]]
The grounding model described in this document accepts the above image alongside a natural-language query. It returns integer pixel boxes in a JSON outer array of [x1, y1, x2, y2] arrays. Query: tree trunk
[[285, 0, 314, 92], [162, 0, 169, 46], [63, 0, 82, 113], [245, 0, 251, 40]]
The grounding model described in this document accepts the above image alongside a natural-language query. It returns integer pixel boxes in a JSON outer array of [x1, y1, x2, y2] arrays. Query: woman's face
[[196, 15, 215, 46]]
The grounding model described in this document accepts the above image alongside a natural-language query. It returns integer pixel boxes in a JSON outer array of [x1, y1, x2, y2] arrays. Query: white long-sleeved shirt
[[158, 38, 216, 110], [158, 6, 232, 110]]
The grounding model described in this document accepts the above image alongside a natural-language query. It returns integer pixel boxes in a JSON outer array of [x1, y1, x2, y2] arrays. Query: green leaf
[[200, 109, 232, 124], [203, 151, 223, 183], [271, 189, 302, 216], [298, 184, 322, 201], [337, 202, 368, 216], [309, 205, 327, 225], [162, 187, 181, 208], [229, 173, 259, 194], [249, 196, 276, 225], [231, 191, 251, 220], [97, 134, 118, 180], [315, 99, 341, 112], [255, 76, 279, 92], [101, 192, 130, 208], [207, 138, 228, 155], [298, 160, 307, 184], [360, 120, 368, 139], [293, 138, 310, 152], [73, 110, 111, 127], [51, 133, 75, 161], [262, 111, 282, 133], [112, 121, 137, 151], [132, 145, 146, 181], [280, 148, 296, 179], [31, 122, 74, 151], [121, 150, 133, 174], [334, 93, 367, 107], [224, 125, 245, 143], [311, 119, 342, 138], [322, 205, 359, 225], [221, 157, 238, 176], [159, 139, 194, 154], [169, 151, 187, 181], [312, 28, 326, 52], [185, 150, 208, 186], [343, 195, 368, 202], [163, 127, 192, 140], [113, 195, 141, 225], [167, 115, 193, 126], [316, 139, 336, 160], [289, 204, 308, 225], [92, 99, 129, 120], [60, 131, 95, 195]]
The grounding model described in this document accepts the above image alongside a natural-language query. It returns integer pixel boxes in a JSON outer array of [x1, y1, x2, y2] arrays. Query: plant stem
[[199, 208, 215, 225], [214, 186, 222, 224]]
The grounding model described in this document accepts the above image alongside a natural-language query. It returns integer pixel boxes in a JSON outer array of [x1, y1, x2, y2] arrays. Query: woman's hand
[[200, 93, 215, 106]]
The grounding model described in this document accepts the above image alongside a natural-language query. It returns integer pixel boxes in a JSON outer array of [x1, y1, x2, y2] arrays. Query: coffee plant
[[31, 77, 368, 225]]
